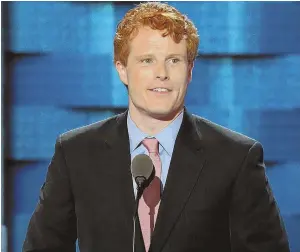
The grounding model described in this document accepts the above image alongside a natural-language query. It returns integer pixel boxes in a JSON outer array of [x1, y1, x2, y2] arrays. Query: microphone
[[131, 154, 154, 252], [131, 154, 154, 192]]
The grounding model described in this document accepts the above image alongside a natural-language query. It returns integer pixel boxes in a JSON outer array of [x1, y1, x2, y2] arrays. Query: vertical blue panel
[[10, 106, 86, 159], [10, 2, 115, 54], [12, 54, 113, 106], [168, 1, 300, 54], [282, 215, 300, 252], [12, 162, 49, 214], [266, 163, 300, 215], [242, 109, 300, 162], [10, 106, 119, 160], [234, 56, 300, 109]]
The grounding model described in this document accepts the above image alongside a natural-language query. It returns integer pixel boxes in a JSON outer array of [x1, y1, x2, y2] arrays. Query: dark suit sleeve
[[23, 136, 77, 252], [229, 142, 290, 252]]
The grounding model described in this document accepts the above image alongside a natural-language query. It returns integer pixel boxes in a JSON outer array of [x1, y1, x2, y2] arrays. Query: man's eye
[[141, 58, 153, 63], [171, 58, 180, 63]]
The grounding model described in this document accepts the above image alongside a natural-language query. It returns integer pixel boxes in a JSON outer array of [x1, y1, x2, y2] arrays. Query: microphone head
[[131, 154, 154, 187]]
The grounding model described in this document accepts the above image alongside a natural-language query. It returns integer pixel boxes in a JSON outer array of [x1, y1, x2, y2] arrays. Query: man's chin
[[147, 108, 180, 121]]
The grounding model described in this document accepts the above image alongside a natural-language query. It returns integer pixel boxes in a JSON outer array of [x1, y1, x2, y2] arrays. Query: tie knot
[[142, 138, 159, 154]]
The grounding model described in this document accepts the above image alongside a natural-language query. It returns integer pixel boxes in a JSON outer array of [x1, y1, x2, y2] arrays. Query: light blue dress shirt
[[127, 110, 184, 196]]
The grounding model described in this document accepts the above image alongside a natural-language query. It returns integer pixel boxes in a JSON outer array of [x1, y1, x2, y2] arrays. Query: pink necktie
[[138, 138, 162, 251]]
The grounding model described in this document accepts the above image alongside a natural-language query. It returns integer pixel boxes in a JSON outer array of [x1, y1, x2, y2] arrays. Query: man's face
[[116, 26, 193, 120]]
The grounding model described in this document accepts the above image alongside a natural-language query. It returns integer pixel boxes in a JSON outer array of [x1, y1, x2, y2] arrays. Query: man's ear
[[115, 61, 128, 86], [187, 61, 194, 84]]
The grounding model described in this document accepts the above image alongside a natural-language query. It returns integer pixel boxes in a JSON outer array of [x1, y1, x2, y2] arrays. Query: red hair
[[114, 2, 200, 66]]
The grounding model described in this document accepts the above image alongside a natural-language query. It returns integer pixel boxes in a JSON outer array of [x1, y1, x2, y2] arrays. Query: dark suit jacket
[[23, 109, 290, 252]]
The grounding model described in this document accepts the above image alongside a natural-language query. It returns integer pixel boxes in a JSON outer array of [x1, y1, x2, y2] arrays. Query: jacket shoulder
[[190, 113, 258, 148], [59, 113, 120, 144]]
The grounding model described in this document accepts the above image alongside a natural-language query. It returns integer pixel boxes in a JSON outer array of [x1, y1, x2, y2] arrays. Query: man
[[23, 2, 290, 252]]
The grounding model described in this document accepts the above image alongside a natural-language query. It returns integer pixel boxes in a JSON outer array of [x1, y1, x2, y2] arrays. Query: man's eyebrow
[[166, 54, 185, 58], [135, 54, 155, 60], [134, 54, 186, 59]]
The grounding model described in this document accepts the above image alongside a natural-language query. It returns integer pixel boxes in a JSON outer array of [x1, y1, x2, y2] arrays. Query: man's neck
[[128, 106, 183, 136]]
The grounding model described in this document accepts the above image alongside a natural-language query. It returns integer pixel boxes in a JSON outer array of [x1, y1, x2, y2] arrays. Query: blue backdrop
[[3, 1, 300, 252]]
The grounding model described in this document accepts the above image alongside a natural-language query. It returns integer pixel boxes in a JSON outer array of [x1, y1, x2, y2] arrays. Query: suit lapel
[[150, 110, 206, 252], [102, 111, 136, 240]]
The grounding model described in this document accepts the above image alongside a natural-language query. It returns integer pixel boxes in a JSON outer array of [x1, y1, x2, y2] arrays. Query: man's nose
[[156, 63, 170, 81]]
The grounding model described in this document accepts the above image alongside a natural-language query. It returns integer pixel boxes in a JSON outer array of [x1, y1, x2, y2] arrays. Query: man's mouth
[[150, 88, 171, 93]]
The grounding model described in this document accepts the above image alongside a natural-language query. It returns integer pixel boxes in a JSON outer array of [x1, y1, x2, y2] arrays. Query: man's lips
[[149, 87, 172, 92]]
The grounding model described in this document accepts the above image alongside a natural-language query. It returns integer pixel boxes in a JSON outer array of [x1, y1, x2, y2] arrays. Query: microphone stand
[[132, 171, 154, 252], [132, 177, 145, 252]]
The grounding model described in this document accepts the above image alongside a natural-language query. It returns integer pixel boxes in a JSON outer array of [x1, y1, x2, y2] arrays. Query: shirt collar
[[127, 112, 148, 154], [127, 110, 184, 156]]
